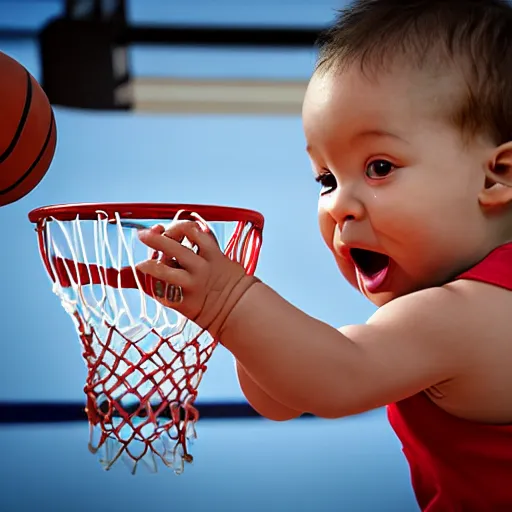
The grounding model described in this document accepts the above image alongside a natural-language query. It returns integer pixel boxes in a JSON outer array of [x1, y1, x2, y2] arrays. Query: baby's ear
[[479, 141, 512, 208]]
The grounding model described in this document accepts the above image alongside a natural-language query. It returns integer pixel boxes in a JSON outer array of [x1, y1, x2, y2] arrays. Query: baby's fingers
[[136, 259, 190, 288], [138, 228, 201, 271], [163, 220, 221, 260]]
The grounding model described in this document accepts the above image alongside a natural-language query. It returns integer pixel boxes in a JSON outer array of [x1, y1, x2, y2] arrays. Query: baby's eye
[[315, 171, 337, 194], [365, 160, 395, 180]]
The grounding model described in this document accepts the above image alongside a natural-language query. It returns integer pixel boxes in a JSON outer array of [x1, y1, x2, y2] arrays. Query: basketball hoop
[[28, 203, 264, 475]]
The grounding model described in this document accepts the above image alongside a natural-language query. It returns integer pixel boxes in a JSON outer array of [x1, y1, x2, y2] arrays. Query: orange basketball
[[0, 51, 56, 207]]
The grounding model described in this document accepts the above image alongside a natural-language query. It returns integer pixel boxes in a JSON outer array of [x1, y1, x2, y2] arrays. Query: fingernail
[[154, 280, 165, 298]]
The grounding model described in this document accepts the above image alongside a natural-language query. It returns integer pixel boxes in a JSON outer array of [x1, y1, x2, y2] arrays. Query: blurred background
[[0, 1, 418, 510]]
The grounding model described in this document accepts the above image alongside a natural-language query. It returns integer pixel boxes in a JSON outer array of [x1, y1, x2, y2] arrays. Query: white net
[[35, 209, 261, 474]]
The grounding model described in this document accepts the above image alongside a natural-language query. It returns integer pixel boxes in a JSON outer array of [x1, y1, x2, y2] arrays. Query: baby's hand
[[137, 221, 255, 336]]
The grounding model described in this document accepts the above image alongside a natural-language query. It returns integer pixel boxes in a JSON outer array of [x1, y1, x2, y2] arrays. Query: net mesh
[[33, 208, 262, 474]]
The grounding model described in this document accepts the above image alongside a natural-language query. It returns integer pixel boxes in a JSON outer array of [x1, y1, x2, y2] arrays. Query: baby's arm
[[236, 361, 302, 420], [135, 222, 484, 419], [220, 280, 482, 418]]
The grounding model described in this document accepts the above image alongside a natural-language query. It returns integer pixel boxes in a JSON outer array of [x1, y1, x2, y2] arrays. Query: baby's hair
[[316, 0, 512, 145]]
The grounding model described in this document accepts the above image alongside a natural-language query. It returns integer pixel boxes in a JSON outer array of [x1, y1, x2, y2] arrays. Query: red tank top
[[387, 243, 512, 512]]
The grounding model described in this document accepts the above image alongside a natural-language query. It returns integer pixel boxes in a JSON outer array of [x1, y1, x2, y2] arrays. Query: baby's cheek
[[335, 255, 359, 291], [318, 213, 336, 247]]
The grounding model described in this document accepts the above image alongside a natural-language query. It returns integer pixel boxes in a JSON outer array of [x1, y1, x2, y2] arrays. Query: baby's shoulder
[[334, 279, 509, 416], [425, 279, 512, 422], [367, 278, 509, 383], [442, 277, 512, 337], [373, 277, 509, 341]]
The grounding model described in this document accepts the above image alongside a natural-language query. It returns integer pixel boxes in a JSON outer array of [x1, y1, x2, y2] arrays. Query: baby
[[138, 1, 512, 510]]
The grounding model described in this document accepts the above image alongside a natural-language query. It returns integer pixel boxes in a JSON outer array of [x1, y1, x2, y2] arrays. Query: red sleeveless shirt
[[387, 243, 512, 511]]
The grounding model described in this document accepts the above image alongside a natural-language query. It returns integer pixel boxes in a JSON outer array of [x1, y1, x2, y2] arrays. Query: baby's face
[[303, 64, 495, 305]]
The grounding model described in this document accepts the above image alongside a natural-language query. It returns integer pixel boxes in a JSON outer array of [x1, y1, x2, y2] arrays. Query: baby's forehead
[[304, 63, 464, 128], [302, 62, 472, 156]]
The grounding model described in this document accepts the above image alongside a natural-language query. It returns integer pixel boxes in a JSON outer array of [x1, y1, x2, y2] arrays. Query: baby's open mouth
[[349, 248, 390, 278]]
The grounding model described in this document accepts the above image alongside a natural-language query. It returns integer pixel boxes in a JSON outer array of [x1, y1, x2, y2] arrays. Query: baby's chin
[[361, 290, 399, 308], [362, 276, 444, 307], [355, 271, 426, 307]]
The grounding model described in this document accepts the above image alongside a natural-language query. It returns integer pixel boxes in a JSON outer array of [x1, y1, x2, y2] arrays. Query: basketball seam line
[[0, 68, 32, 167], [0, 77, 55, 195]]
